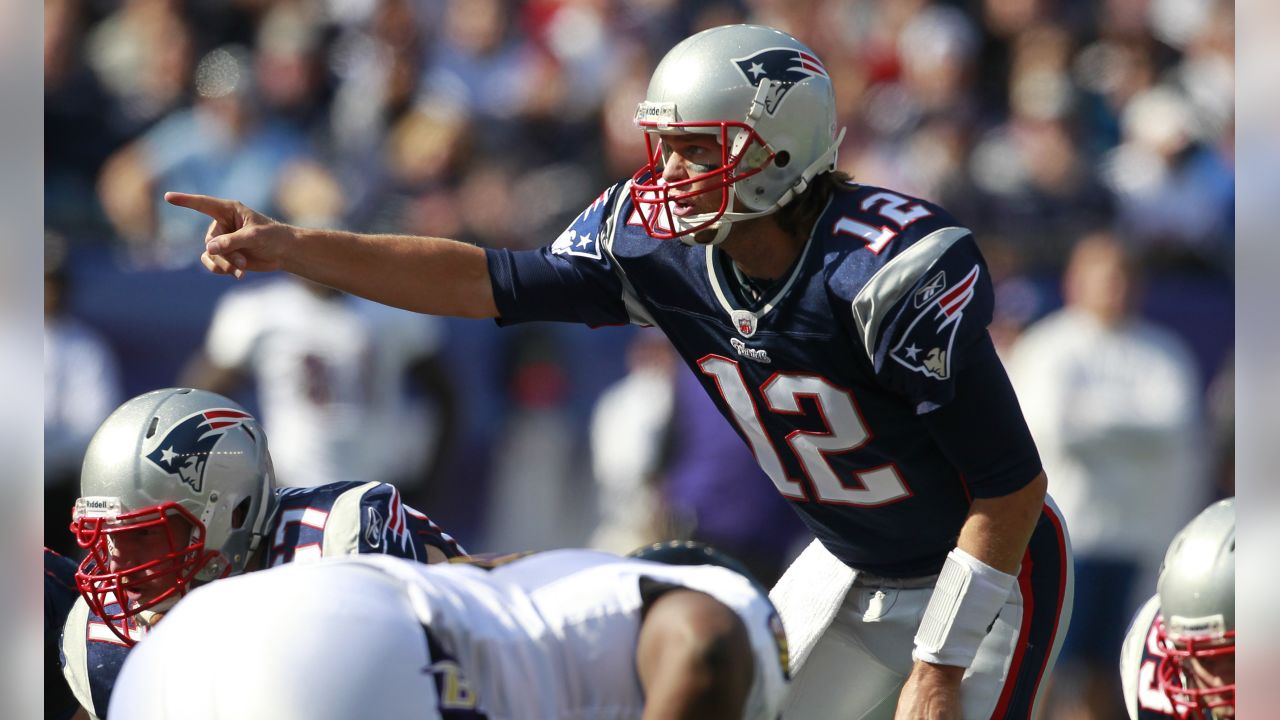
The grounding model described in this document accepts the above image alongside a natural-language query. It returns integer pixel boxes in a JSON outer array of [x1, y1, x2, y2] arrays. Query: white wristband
[[912, 548, 1017, 668]]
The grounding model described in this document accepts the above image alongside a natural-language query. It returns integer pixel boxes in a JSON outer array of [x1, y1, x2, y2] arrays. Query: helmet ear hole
[[231, 496, 252, 530], [774, 151, 791, 168]]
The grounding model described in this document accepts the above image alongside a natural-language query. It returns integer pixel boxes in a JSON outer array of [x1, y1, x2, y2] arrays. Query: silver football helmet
[[1155, 497, 1235, 717], [70, 388, 277, 644], [631, 24, 845, 243]]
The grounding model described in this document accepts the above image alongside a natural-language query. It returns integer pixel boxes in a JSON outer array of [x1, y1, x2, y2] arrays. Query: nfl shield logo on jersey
[[731, 310, 758, 338], [890, 265, 981, 381]]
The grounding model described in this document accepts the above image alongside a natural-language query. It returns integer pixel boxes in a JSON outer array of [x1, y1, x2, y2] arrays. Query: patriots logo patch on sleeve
[[551, 186, 613, 260], [889, 265, 980, 381]]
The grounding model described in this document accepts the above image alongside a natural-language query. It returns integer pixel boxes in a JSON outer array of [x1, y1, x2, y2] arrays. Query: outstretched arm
[[164, 192, 498, 319], [636, 589, 755, 720]]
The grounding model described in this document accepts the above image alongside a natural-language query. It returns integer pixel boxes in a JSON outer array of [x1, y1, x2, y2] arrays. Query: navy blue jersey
[[46, 548, 82, 720], [263, 481, 465, 566], [61, 482, 465, 719], [488, 179, 1041, 577]]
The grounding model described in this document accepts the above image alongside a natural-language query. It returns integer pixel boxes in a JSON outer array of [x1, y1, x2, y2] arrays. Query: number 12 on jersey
[[834, 191, 933, 255], [699, 355, 911, 508]]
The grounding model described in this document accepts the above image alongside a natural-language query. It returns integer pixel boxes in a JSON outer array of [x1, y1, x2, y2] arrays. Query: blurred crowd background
[[45, 0, 1233, 717]]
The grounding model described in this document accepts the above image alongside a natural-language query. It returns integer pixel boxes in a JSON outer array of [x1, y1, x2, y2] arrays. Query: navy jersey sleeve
[[45, 549, 78, 646], [829, 195, 1041, 498], [60, 597, 138, 720], [839, 215, 998, 412], [486, 183, 637, 328], [46, 549, 81, 720], [918, 335, 1043, 498], [865, 232, 996, 411], [355, 482, 468, 560], [269, 482, 466, 566]]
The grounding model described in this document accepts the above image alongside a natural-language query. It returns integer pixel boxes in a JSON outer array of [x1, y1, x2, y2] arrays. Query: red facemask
[[1156, 616, 1236, 718], [70, 502, 219, 645], [628, 121, 774, 240]]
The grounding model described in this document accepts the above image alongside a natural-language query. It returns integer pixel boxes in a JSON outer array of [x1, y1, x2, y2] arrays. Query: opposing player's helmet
[[1154, 498, 1235, 717], [70, 388, 277, 644], [631, 24, 844, 243], [629, 540, 764, 593]]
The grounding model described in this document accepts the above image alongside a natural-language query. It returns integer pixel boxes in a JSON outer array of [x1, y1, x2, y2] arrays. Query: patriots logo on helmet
[[144, 409, 252, 493], [732, 47, 828, 115], [890, 265, 981, 381]]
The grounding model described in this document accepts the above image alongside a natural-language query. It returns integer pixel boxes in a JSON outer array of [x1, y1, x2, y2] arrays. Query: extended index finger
[[164, 192, 236, 222]]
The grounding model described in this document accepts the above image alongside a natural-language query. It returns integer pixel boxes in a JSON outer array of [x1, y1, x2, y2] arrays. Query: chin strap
[[676, 126, 848, 247]]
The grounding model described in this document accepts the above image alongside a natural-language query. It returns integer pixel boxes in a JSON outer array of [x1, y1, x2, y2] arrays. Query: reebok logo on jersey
[[890, 265, 980, 381], [364, 506, 384, 549], [731, 338, 771, 364], [913, 271, 946, 308]]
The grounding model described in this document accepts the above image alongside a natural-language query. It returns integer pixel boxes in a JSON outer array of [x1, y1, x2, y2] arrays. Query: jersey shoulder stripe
[[849, 225, 971, 362]]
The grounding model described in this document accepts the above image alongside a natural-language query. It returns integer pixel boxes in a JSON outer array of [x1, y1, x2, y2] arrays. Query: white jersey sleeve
[[60, 595, 143, 720], [60, 598, 100, 720], [1119, 594, 1164, 720], [395, 549, 789, 720], [203, 284, 265, 370]]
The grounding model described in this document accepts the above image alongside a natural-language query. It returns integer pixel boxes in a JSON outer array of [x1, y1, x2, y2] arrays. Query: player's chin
[[689, 228, 721, 245], [124, 578, 172, 605]]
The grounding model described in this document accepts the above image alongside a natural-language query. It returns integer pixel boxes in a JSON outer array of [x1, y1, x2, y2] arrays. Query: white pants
[[773, 532, 1073, 720]]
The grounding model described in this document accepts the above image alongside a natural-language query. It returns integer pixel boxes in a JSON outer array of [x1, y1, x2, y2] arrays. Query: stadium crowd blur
[[45, 0, 1233, 717]]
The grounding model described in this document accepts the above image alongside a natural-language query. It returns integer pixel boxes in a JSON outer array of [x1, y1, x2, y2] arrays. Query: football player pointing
[[60, 388, 464, 719], [168, 24, 1071, 719], [1120, 499, 1235, 719]]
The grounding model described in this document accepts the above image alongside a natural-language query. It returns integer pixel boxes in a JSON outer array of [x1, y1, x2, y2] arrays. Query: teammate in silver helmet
[[1119, 498, 1235, 719], [60, 388, 465, 719], [164, 24, 1069, 719]]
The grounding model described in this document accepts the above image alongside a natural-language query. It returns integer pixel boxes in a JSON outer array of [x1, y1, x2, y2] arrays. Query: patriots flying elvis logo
[[890, 265, 981, 381], [144, 409, 252, 493], [551, 187, 611, 259], [732, 47, 828, 115]]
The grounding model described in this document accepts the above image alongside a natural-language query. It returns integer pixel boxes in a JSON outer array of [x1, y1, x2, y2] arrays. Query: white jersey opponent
[[108, 550, 789, 720]]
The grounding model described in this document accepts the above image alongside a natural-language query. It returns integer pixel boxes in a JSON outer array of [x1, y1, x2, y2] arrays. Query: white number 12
[[699, 356, 911, 507]]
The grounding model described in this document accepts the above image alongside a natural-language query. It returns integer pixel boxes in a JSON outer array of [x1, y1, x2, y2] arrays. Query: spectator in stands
[[44, 233, 123, 557], [1007, 231, 1207, 720], [97, 44, 309, 268]]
